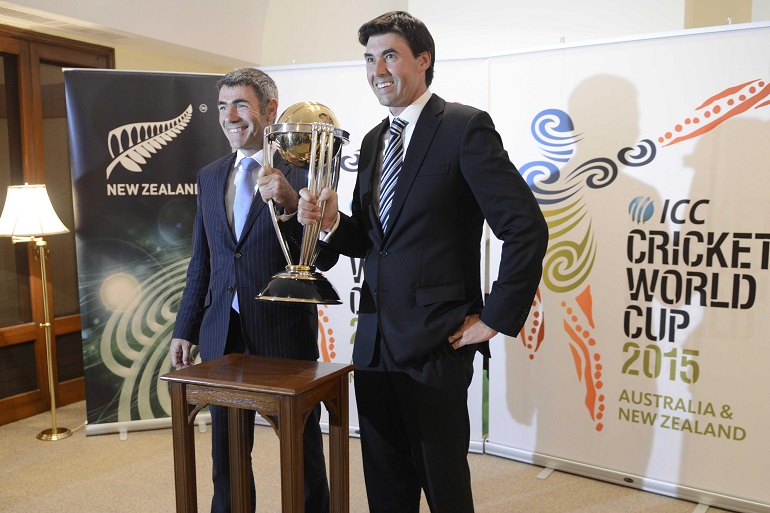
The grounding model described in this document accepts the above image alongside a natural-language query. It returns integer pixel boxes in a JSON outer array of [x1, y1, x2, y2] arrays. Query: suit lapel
[[238, 194, 267, 247], [384, 95, 443, 240], [363, 119, 389, 239], [210, 153, 238, 244]]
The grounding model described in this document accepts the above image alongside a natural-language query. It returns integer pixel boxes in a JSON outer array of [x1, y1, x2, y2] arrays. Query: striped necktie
[[379, 117, 408, 232]]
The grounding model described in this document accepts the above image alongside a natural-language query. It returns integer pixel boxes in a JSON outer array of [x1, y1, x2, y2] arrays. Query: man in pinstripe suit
[[170, 68, 335, 513]]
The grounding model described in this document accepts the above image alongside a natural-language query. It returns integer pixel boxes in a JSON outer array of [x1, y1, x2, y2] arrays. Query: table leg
[[279, 396, 304, 513], [228, 407, 251, 513], [328, 378, 350, 513], [169, 382, 198, 513]]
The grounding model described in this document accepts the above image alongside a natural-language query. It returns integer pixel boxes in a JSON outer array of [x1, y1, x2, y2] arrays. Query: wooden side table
[[160, 353, 354, 513]]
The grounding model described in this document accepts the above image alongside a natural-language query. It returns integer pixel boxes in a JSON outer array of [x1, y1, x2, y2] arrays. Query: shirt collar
[[235, 149, 264, 169], [388, 89, 432, 127]]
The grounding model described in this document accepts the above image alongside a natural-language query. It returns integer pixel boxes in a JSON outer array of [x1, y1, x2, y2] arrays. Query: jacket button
[[227, 286, 234, 293], [234, 252, 242, 259], [379, 250, 388, 257]]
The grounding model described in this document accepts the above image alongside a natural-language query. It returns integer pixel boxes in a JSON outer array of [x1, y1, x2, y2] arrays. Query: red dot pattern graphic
[[658, 80, 767, 145], [561, 298, 604, 432], [521, 292, 544, 360], [318, 309, 335, 361]]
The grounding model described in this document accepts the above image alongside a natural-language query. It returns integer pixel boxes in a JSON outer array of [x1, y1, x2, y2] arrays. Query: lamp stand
[[15, 236, 72, 441]]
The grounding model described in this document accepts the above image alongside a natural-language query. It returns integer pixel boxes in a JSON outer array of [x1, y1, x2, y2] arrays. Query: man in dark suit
[[170, 68, 334, 513], [298, 11, 549, 513]]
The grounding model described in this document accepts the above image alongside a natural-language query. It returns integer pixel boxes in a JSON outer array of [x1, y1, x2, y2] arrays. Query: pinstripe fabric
[[173, 152, 337, 362], [173, 152, 336, 513]]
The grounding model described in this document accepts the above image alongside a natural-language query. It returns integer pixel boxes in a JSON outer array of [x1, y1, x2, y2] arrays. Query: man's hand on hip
[[448, 314, 498, 350]]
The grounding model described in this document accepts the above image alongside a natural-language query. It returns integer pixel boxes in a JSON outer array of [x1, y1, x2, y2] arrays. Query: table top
[[160, 353, 353, 396]]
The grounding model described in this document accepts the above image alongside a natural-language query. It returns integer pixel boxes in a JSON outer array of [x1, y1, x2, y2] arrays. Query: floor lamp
[[0, 184, 72, 441]]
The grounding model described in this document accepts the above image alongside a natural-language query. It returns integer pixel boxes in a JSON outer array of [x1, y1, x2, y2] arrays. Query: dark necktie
[[379, 117, 408, 232]]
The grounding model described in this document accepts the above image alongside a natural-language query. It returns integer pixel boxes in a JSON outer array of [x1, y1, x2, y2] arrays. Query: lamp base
[[256, 266, 342, 305], [37, 427, 72, 441]]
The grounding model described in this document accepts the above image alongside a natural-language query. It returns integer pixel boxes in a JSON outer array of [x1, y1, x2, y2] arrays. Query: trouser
[[355, 335, 476, 513]]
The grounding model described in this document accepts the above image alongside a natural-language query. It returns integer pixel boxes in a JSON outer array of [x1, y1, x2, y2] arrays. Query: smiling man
[[297, 11, 549, 513], [170, 68, 336, 513]]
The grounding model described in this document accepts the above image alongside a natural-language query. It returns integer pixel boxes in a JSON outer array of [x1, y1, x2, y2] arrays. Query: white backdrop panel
[[486, 25, 770, 512]]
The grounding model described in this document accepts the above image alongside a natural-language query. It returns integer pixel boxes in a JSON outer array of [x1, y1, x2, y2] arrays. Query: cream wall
[[113, 46, 232, 75], [0, 0, 267, 67], [260, 0, 407, 66], [0, 0, 768, 73], [685, 0, 753, 27], [410, 0, 686, 59]]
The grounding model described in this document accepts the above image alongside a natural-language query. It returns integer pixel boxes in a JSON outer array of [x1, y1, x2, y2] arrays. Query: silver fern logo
[[628, 196, 654, 224], [106, 105, 193, 179]]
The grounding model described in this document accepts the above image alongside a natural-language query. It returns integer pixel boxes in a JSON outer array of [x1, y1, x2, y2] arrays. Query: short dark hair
[[358, 11, 435, 87], [217, 67, 278, 114]]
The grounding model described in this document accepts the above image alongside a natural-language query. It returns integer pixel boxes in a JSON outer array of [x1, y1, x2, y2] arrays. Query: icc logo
[[628, 196, 654, 224], [628, 196, 709, 225]]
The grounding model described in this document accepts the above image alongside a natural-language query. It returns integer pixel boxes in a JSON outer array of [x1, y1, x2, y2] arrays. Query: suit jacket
[[173, 152, 337, 363], [326, 94, 548, 368]]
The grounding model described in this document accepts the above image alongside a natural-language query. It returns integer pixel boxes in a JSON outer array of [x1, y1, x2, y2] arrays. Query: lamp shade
[[0, 184, 70, 237]]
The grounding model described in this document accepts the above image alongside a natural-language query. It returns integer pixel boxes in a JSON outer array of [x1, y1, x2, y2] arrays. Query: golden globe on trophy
[[256, 101, 349, 304]]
